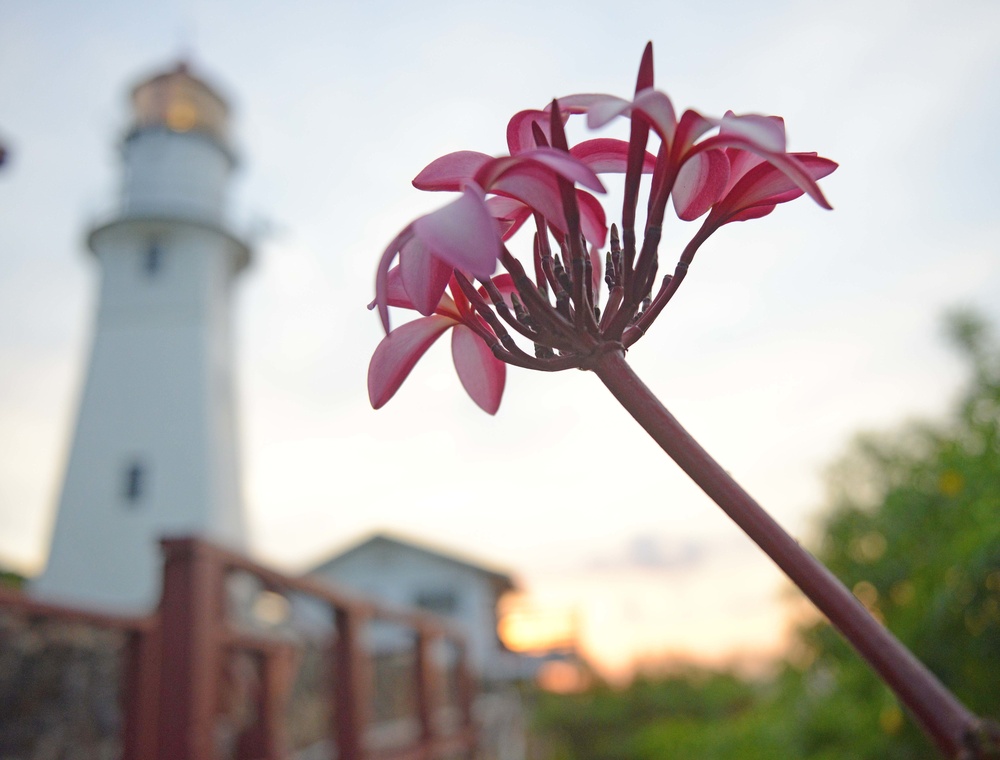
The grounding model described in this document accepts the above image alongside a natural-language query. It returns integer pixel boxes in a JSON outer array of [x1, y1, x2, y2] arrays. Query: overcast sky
[[2, 0, 999, 674]]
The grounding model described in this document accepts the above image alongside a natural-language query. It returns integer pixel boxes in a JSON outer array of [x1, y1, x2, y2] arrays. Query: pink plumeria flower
[[370, 42, 837, 412]]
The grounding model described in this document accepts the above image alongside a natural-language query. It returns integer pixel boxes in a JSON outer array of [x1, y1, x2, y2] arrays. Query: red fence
[[0, 537, 478, 760]]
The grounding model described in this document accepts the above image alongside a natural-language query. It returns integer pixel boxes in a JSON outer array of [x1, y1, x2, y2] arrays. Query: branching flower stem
[[368, 43, 1000, 758], [590, 347, 996, 760]]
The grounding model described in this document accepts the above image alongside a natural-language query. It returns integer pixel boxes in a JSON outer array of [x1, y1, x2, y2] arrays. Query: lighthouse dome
[[130, 62, 230, 144]]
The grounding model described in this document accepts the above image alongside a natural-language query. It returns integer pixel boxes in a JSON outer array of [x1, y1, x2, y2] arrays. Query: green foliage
[[531, 668, 779, 760], [0, 569, 25, 590], [791, 310, 1000, 757], [531, 312, 1000, 759]]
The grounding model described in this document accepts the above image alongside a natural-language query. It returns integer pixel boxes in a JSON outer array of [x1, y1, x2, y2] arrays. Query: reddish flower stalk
[[592, 349, 997, 759], [368, 43, 999, 758]]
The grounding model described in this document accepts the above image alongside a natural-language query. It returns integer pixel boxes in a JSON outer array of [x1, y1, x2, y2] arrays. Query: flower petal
[[709, 153, 838, 226], [576, 190, 608, 248], [476, 148, 605, 194], [488, 167, 607, 248], [485, 196, 532, 240], [412, 183, 501, 279], [723, 146, 766, 194], [506, 109, 569, 154], [368, 315, 457, 409], [571, 138, 656, 174], [380, 266, 461, 318], [561, 89, 678, 145], [372, 225, 414, 333], [720, 112, 786, 153], [673, 109, 715, 155], [489, 165, 569, 233], [631, 88, 677, 143], [399, 236, 455, 316], [451, 324, 506, 415], [693, 134, 834, 209], [727, 203, 777, 224], [413, 151, 493, 191], [556, 93, 630, 128], [672, 149, 730, 221]]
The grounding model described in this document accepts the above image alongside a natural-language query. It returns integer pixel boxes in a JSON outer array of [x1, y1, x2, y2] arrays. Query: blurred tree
[[790, 310, 1000, 758], [530, 667, 777, 760], [0, 569, 25, 591], [530, 312, 1000, 759]]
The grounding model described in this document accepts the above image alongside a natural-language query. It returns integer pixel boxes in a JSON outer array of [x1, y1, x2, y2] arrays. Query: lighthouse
[[35, 63, 251, 610]]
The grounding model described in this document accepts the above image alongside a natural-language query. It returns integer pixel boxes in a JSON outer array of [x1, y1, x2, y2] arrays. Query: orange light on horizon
[[497, 599, 578, 654], [536, 660, 592, 693]]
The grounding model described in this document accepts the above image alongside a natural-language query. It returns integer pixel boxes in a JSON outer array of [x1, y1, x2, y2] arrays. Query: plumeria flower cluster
[[365, 47, 1000, 757], [369, 43, 837, 414]]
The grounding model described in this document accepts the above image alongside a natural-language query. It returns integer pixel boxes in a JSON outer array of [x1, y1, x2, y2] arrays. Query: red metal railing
[[0, 536, 478, 760]]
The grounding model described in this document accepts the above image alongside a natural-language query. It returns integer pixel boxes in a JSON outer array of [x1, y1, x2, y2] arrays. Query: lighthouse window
[[124, 461, 145, 504], [144, 243, 163, 275]]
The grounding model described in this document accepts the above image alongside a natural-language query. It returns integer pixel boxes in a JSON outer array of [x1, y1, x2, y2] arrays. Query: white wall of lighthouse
[[34, 64, 250, 610]]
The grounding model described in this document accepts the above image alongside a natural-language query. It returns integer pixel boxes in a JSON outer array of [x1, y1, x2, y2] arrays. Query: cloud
[[586, 534, 708, 575]]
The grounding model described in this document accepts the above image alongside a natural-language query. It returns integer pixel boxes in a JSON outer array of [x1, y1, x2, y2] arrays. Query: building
[[309, 533, 539, 682], [34, 62, 251, 610]]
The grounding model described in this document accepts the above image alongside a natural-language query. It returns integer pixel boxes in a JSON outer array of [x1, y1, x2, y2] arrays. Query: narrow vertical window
[[124, 461, 145, 505], [144, 243, 162, 275]]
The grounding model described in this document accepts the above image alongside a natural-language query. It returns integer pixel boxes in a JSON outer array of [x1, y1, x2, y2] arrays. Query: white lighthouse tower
[[35, 63, 251, 610]]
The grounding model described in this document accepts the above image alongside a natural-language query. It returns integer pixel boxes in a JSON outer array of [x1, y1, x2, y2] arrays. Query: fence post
[[456, 640, 477, 758], [121, 624, 160, 760], [414, 630, 437, 751], [156, 538, 225, 760], [333, 606, 371, 760], [234, 643, 295, 760]]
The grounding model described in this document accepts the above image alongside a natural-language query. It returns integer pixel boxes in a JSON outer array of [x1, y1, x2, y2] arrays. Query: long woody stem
[[590, 348, 986, 759]]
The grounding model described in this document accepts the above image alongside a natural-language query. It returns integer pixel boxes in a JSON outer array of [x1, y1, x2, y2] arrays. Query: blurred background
[[1, 0, 998, 699]]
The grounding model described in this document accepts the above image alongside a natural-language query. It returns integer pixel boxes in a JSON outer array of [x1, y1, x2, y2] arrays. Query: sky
[[2, 0, 999, 676]]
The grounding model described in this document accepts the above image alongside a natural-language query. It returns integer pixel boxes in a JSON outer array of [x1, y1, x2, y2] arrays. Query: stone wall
[[0, 610, 125, 760]]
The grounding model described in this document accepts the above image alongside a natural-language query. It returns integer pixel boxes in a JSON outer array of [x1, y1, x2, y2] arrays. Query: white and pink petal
[[707, 154, 837, 228], [672, 149, 730, 221], [373, 225, 415, 332], [485, 196, 532, 240], [720, 154, 837, 215], [368, 315, 458, 409], [571, 138, 656, 174], [555, 93, 630, 128], [451, 324, 506, 415], [673, 109, 715, 155], [630, 88, 678, 143], [412, 183, 501, 279], [506, 109, 565, 154], [719, 112, 786, 153], [476, 148, 605, 194], [399, 236, 456, 317], [576, 190, 608, 248], [413, 151, 493, 191], [693, 134, 834, 209]]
